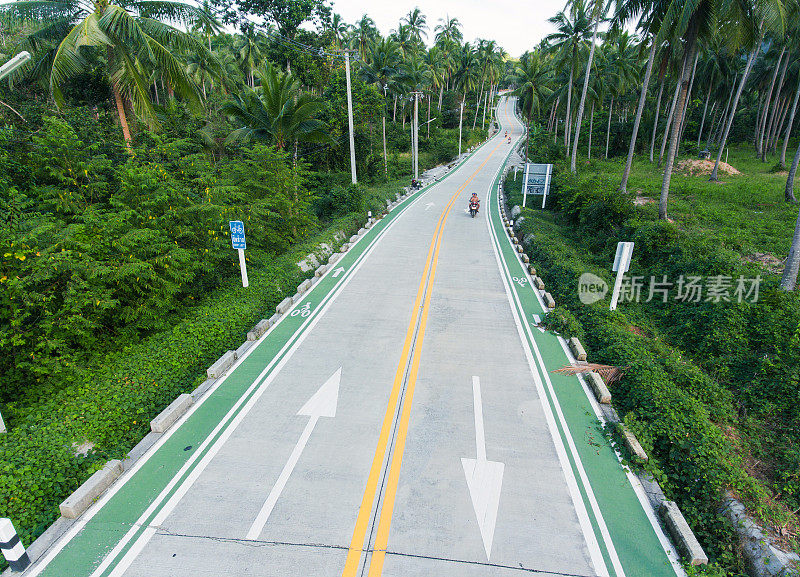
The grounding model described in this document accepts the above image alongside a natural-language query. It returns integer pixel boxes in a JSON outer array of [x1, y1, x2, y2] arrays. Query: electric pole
[[458, 98, 465, 157], [344, 51, 357, 184], [411, 91, 422, 181], [383, 84, 388, 177]]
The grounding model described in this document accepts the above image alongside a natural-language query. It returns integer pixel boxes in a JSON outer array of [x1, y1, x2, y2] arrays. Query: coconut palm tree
[[2, 0, 214, 143], [351, 15, 378, 62], [546, 1, 593, 156], [360, 38, 401, 175], [401, 8, 427, 44], [512, 50, 552, 161], [326, 13, 351, 49], [222, 62, 329, 151], [570, 0, 607, 172], [434, 15, 463, 45]]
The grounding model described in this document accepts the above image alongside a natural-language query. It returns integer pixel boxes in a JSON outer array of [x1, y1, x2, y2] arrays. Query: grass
[[575, 143, 798, 263]]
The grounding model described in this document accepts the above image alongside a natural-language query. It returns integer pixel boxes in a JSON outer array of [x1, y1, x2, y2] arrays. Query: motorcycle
[[469, 201, 480, 218]]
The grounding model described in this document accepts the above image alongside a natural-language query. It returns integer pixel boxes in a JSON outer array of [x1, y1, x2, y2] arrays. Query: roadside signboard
[[522, 163, 552, 208]]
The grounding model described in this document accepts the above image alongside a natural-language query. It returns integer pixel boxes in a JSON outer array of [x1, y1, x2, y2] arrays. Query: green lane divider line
[[487, 133, 682, 577], [30, 143, 492, 577]]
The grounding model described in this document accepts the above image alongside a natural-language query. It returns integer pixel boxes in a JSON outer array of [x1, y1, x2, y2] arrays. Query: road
[[21, 97, 684, 577]]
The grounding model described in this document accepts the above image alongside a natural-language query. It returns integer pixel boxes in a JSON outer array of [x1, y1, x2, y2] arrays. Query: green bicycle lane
[[26, 146, 485, 577], [484, 130, 684, 577]]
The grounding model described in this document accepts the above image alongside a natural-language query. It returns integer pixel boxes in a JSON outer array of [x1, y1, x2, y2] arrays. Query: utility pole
[[411, 91, 422, 181], [383, 84, 388, 177], [344, 51, 357, 184], [458, 98, 465, 157]]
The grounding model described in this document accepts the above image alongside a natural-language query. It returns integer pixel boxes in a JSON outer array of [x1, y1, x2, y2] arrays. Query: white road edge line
[[555, 337, 687, 577], [482, 102, 610, 577]]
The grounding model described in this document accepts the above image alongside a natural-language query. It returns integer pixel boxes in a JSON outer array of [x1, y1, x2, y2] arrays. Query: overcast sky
[[328, 0, 569, 58]]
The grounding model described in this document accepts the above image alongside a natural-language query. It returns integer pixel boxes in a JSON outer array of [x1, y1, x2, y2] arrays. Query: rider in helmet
[[469, 192, 480, 208]]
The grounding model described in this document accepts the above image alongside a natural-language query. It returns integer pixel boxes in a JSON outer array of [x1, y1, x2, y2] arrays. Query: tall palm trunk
[[781, 72, 800, 169], [605, 98, 614, 159], [393, 95, 397, 122], [482, 88, 489, 129], [620, 37, 657, 192], [706, 103, 720, 151], [710, 40, 760, 181], [659, 25, 698, 220], [659, 82, 681, 167], [112, 82, 132, 144], [427, 94, 431, 139], [780, 203, 800, 289], [438, 84, 443, 110], [588, 102, 594, 160], [678, 53, 700, 146], [716, 76, 736, 146], [786, 135, 800, 203], [153, 79, 160, 105], [472, 89, 482, 129], [759, 47, 785, 161], [697, 79, 713, 148], [769, 98, 787, 153], [383, 111, 387, 177], [571, 0, 601, 172], [650, 73, 666, 162], [565, 67, 573, 155], [768, 55, 791, 152]]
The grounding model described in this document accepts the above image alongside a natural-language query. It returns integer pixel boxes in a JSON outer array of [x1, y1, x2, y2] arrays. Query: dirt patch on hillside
[[743, 252, 784, 274], [678, 158, 741, 177]]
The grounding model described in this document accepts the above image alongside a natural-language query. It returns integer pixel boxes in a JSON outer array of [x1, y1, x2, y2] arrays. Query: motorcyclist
[[469, 193, 480, 211]]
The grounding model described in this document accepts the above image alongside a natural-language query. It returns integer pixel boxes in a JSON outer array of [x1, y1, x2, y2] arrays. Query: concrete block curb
[[522, 254, 530, 264], [247, 319, 270, 341], [620, 425, 648, 462], [268, 313, 281, 326], [586, 372, 612, 404], [328, 253, 341, 265], [191, 378, 216, 402], [235, 340, 253, 359], [516, 245, 524, 253], [543, 292, 556, 309], [339, 243, 350, 253], [721, 494, 799, 576], [59, 460, 123, 519], [533, 277, 545, 290], [298, 279, 312, 294], [150, 394, 193, 433], [207, 350, 236, 379], [529, 265, 537, 275], [276, 297, 293, 314], [314, 265, 328, 278], [291, 292, 303, 304], [660, 501, 708, 566], [568, 337, 587, 361]]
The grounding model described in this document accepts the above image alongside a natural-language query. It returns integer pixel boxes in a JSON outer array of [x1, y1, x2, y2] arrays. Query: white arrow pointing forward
[[246, 367, 341, 540], [332, 266, 345, 278], [425, 202, 435, 210], [461, 376, 504, 560]]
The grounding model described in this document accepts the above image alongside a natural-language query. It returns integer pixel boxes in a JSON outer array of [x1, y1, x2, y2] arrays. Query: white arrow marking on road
[[461, 376, 504, 560], [246, 367, 341, 540], [425, 202, 435, 210], [332, 266, 345, 278]]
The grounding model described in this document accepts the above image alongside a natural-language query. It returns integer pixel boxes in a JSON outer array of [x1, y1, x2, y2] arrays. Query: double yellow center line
[[341, 131, 506, 577]]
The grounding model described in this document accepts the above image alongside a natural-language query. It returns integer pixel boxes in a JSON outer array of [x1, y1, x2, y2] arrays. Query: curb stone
[[59, 460, 124, 519]]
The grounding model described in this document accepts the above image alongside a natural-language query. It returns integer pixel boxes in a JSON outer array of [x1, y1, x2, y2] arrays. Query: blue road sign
[[229, 220, 246, 250]]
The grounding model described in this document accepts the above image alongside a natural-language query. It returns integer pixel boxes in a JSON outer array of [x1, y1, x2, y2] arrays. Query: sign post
[[522, 163, 530, 207], [522, 163, 553, 209], [609, 242, 634, 311], [229, 220, 249, 288]]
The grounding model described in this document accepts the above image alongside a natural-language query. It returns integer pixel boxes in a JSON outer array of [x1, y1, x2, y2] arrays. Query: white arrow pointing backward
[[425, 202, 435, 210], [461, 376, 504, 560], [246, 368, 341, 540], [332, 266, 345, 278]]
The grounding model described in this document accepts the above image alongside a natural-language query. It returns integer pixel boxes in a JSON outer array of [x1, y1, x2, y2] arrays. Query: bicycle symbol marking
[[291, 302, 312, 318], [512, 276, 528, 288]]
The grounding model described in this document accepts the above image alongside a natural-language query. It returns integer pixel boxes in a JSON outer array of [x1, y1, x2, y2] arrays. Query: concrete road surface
[[19, 98, 684, 577]]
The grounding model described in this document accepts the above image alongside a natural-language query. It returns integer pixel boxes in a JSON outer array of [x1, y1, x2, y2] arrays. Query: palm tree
[[191, 0, 221, 52], [222, 62, 329, 152], [327, 13, 351, 49], [709, 0, 786, 182], [351, 15, 378, 61], [401, 8, 428, 44], [235, 28, 263, 88], [547, 1, 593, 156], [2, 0, 213, 143], [434, 15, 463, 45], [570, 0, 606, 172], [361, 38, 401, 176], [512, 50, 552, 161]]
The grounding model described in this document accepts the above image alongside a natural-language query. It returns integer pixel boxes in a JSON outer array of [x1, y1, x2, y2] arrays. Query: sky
[[327, 0, 569, 58]]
